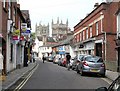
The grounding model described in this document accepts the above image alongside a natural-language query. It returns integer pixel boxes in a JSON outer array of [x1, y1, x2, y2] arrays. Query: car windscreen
[[79, 55, 85, 61], [85, 56, 103, 63]]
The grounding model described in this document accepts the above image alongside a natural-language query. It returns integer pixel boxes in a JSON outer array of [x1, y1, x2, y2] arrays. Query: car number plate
[[90, 69, 100, 72]]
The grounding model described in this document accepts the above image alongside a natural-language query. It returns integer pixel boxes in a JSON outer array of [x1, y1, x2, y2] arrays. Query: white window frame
[[8, 0, 11, 19], [86, 28, 88, 39], [83, 31, 85, 40], [96, 22, 99, 35], [80, 33, 81, 41], [13, 8, 16, 23], [77, 34, 79, 42], [90, 26, 92, 38], [3, 0, 6, 8]]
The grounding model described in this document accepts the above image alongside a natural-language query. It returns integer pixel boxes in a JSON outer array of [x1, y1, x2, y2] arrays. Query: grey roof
[[47, 37, 56, 42], [52, 35, 74, 47], [37, 36, 42, 41]]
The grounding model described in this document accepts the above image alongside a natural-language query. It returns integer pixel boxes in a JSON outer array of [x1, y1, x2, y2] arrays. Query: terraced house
[[73, 2, 120, 72], [0, 0, 31, 75]]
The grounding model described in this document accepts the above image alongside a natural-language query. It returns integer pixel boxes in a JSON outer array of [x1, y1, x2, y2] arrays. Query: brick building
[[73, 2, 119, 71], [0, 1, 31, 74]]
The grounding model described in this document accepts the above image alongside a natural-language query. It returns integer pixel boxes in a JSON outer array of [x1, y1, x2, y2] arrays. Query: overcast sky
[[18, 0, 105, 32]]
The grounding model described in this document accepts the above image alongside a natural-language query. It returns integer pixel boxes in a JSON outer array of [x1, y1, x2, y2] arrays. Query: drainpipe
[[100, 12, 106, 61], [104, 32, 107, 61]]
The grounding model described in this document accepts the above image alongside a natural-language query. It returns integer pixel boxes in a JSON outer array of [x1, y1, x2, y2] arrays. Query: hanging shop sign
[[20, 36, 24, 41], [12, 29, 20, 40], [21, 29, 31, 36], [12, 29, 20, 36], [12, 36, 19, 40], [58, 46, 65, 54], [21, 23, 27, 33]]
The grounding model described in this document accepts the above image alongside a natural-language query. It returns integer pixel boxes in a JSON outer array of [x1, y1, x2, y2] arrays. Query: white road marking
[[101, 78, 112, 85], [14, 64, 39, 91]]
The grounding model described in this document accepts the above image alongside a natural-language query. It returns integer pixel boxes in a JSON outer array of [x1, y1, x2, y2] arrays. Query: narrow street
[[14, 60, 110, 90]]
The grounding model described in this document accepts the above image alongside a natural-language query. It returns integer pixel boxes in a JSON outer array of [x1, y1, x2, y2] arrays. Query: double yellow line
[[14, 64, 39, 91]]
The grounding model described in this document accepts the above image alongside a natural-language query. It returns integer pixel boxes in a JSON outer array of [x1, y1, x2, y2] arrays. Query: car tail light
[[101, 63, 105, 67], [83, 61, 89, 66]]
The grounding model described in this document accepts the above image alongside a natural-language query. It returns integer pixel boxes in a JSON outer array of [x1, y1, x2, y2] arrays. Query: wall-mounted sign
[[21, 23, 27, 32], [21, 30, 31, 35], [12, 29, 20, 36], [20, 36, 24, 41], [12, 36, 19, 40]]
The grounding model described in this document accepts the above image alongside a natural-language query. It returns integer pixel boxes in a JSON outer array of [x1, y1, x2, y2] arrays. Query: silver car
[[71, 54, 87, 70], [76, 55, 106, 77]]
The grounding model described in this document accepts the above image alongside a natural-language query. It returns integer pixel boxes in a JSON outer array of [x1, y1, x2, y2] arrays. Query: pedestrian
[[66, 53, 71, 70], [42, 55, 46, 63], [33, 53, 35, 63]]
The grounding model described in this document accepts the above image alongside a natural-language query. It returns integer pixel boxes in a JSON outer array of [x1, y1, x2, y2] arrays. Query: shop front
[[115, 39, 120, 72]]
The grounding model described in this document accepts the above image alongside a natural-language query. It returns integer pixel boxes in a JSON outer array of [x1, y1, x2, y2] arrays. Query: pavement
[[1, 62, 37, 90], [1, 61, 120, 90]]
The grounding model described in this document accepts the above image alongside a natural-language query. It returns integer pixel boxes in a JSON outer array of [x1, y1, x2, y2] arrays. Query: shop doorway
[[96, 43, 102, 57]]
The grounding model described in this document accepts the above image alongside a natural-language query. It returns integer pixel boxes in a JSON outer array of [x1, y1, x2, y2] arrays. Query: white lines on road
[[101, 78, 112, 85], [14, 64, 39, 91]]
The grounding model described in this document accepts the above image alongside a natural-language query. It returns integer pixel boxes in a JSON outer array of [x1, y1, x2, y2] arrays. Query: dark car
[[96, 75, 120, 91], [76, 55, 106, 77]]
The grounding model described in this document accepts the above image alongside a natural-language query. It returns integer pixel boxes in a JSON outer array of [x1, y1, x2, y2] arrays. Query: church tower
[[51, 18, 70, 41]]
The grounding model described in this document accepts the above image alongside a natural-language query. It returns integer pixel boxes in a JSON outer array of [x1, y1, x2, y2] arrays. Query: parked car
[[76, 55, 106, 77], [47, 56, 54, 62], [61, 58, 67, 67], [69, 58, 74, 68], [58, 58, 63, 66], [71, 54, 87, 70], [96, 75, 120, 91], [53, 55, 59, 64]]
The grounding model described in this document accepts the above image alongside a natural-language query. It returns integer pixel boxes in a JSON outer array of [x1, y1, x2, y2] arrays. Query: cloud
[[19, 0, 103, 32]]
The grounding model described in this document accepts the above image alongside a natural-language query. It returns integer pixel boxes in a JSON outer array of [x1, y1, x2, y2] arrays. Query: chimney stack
[[94, 3, 99, 8]]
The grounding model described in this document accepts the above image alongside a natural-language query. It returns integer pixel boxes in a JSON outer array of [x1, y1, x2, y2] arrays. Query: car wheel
[[71, 66, 74, 70], [101, 73, 105, 77], [76, 67, 80, 74], [77, 70, 80, 74]]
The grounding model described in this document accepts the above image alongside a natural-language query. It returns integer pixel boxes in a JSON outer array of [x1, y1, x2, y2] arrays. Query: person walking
[[42, 55, 46, 63], [66, 53, 71, 70]]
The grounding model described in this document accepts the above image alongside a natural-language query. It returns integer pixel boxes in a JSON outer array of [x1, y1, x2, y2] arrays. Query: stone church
[[51, 17, 70, 41]]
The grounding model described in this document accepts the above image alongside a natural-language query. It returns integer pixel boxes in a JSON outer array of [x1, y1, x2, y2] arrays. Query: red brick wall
[[103, 2, 118, 33], [106, 35, 116, 61], [2, 2, 8, 40]]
